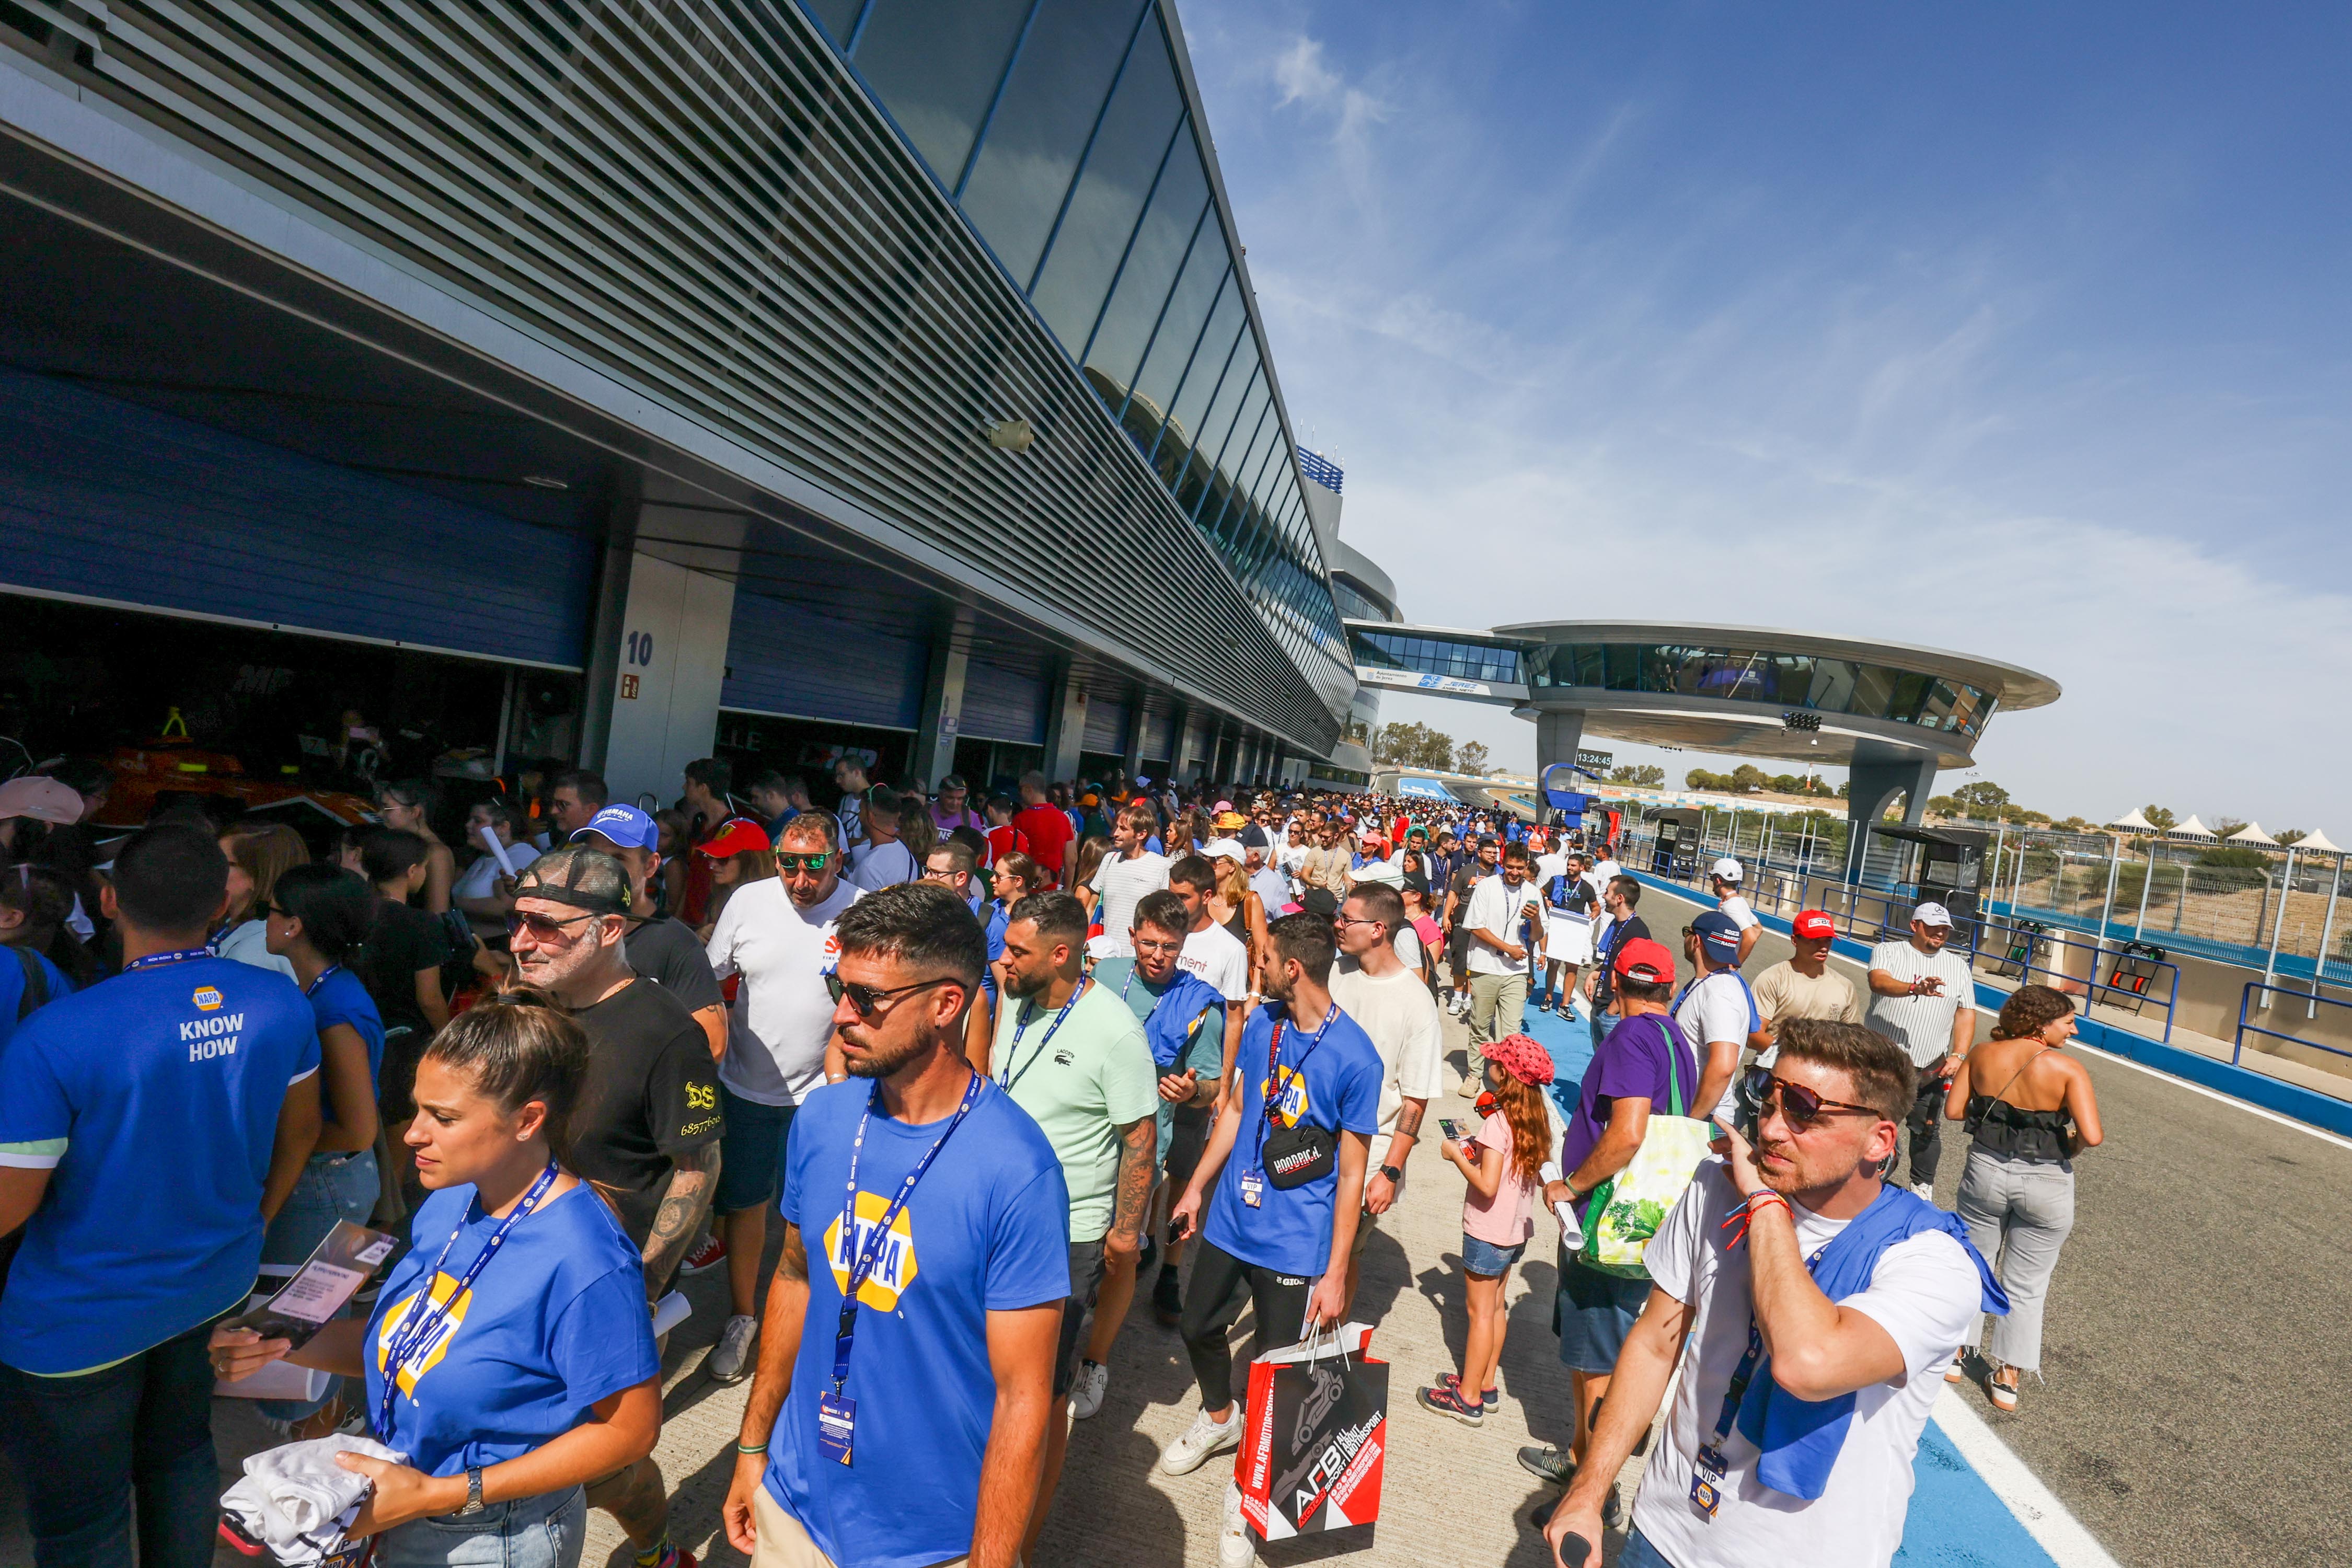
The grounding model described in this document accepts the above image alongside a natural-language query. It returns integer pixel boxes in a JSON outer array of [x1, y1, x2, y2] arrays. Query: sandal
[[1437, 1372, 1500, 1411]]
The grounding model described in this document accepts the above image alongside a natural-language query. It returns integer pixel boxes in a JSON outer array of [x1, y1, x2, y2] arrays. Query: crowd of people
[[0, 755, 2105, 1568]]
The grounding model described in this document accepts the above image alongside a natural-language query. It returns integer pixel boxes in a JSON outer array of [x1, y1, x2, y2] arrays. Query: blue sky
[[1181, 2, 2352, 831]]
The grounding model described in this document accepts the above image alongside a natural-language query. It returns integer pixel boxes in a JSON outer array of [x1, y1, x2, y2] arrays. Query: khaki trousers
[[752, 1485, 1010, 1568]]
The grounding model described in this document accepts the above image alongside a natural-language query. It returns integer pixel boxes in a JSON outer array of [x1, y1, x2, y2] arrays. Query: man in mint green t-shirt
[[993, 891, 1159, 1558]]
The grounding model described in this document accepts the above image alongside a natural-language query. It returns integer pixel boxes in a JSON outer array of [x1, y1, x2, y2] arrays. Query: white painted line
[[2068, 1041, 2352, 1152], [1932, 1389, 2120, 1568]]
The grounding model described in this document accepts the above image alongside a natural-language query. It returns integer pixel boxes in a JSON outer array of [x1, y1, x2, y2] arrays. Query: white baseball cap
[[1912, 902, 1955, 928], [1710, 857, 1744, 883]]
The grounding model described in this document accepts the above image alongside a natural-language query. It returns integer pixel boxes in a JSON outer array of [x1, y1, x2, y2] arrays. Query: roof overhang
[[1524, 691, 1976, 769]]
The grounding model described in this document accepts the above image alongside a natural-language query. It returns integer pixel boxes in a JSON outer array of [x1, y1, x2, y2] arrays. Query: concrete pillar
[[1121, 697, 1146, 780], [1041, 661, 1087, 784], [598, 550, 736, 810], [1843, 754, 1939, 883], [577, 495, 640, 773], [909, 607, 974, 791], [1168, 702, 1194, 781], [1534, 708, 1587, 788]]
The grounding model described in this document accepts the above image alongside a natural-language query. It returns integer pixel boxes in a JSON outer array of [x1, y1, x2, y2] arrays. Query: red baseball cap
[[1612, 937, 1676, 986], [1793, 909, 1836, 940], [696, 817, 774, 860]]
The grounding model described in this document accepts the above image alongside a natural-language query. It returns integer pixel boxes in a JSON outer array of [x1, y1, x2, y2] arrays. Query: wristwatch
[[1378, 1163, 1403, 1184], [456, 1466, 485, 1516]]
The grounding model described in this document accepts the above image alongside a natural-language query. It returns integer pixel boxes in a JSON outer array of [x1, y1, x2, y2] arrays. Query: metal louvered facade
[[14, 0, 1348, 753]]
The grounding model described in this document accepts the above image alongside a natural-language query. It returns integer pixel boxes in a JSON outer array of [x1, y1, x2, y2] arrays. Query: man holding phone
[[1863, 904, 1977, 1198], [1459, 843, 1544, 1095]]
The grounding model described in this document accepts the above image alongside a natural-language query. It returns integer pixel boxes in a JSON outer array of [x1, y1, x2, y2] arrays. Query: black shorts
[[1165, 1103, 1214, 1192], [1053, 1238, 1109, 1398]]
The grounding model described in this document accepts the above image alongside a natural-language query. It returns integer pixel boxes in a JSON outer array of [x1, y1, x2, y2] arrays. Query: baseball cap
[[1689, 910, 1743, 965], [0, 776, 84, 825], [1299, 887, 1339, 918], [1241, 825, 1272, 851], [1912, 901, 1955, 929], [1203, 836, 1247, 865], [1484, 1033, 1557, 1088], [1711, 856, 1744, 883], [1792, 908, 1837, 940], [1214, 811, 1247, 830], [1612, 936, 1677, 987], [571, 804, 657, 851], [696, 817, 774, 860]]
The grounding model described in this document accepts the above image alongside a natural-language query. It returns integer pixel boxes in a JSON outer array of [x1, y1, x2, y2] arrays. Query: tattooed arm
[[641, 1144, 720, 1297], [1103, 1116, 1155, 1267]]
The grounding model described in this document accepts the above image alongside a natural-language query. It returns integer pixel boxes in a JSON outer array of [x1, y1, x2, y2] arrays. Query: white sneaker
[[1160, 1406, 1243, 1474], [1218, 1481, 1257, 1568], [707, 1314, 758, 1383], [1070, 1358, 1110, 1420], [1909, 1181, 1935, 1202]]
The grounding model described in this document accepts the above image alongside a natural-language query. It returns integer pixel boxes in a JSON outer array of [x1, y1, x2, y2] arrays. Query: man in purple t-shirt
[[1527, 937, 1699, 1513]]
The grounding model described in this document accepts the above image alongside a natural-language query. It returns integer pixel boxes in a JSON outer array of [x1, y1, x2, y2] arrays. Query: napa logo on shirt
[[193, 986, 224, 1012], [374, 1273, 472, 1397], [1260, 1064, 1313, 1129], [822, 1190, 920, 1311], [180, 1006, 246, 1061]]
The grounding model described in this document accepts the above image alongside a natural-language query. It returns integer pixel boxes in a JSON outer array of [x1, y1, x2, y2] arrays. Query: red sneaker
[[680, 1236, 727, 1276]]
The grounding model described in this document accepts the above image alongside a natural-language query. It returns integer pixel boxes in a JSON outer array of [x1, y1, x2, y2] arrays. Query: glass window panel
[[1074, 126, 1208, 407], [956, 0, 1143, 284], [1886, 671, 1934, 724], [1124, 232, 1230, 438], [801, 0, 863, 44], [1029, 36, 1184, 351], [1807, 659, 1861, 713], [1169, 334, 1256, 483], [1918, 679, 1963, 731], [1573, 645, 1606, 686], [851, 0, 1032, 186], [1217, 417, 1279, 539], [1195, 373, 1267, 517], [1147, 280, 1244, 479], [1847, 664, 1901, 718], [1602, 645, 1641, 690]]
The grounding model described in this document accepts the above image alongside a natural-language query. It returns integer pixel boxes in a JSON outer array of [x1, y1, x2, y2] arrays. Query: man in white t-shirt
[[1329, 882, 1445, 1309], [1676, 912, 1763, 1120], [1459, 843, 1543, 1095], [1709, 858, 1761, 967], [846, 787, 918, 891], [700, 812, 861, 1382], [1864, 903, 1978, 1198], [1167, 854, 1250, 1101], [1543, 1020, 1997, 1568], [1084, 805, 1170, 959]]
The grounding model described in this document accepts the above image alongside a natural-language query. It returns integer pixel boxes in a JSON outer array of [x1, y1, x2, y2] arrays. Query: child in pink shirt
[[1419, 1032, 1554, 1425]]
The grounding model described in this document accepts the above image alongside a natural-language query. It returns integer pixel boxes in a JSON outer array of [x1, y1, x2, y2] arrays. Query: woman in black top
[[1943, 984, 2104, 1411]]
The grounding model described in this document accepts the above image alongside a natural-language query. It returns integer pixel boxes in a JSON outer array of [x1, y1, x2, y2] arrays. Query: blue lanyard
[[832, 1072, 984, 1392], [1250, 1007, 1340, 1178], [997, 977, 1087, 1095], [376, 1162, 560, 1442], [1704, 1241, 1829, 1456], [126, 948, 212, 972], [304, 964, 340, 998]]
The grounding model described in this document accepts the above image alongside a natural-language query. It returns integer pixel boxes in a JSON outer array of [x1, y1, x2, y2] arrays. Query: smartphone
[[1437, 1118, 1477, 1144], [1166, 1215, 1192, 1244]]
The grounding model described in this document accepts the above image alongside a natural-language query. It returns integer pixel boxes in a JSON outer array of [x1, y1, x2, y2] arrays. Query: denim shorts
[[1461, 1231, 1526, 1276], [714, 1086, 796, 1215], [1554, 1252, 1651, 1374], [373, 1485, 584, 1568]]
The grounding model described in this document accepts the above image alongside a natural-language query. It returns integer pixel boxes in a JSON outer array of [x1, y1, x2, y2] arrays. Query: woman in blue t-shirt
[[214, 994, 661, 1568], [251, 863, 389, 1433]]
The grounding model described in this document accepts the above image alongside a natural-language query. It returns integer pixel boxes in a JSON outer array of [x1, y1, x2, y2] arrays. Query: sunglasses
[[1745, 1067, 1881, 1129], [504, 909, 603, 941], [776, 852, 833, 873], [826, 973, 957, 1017]]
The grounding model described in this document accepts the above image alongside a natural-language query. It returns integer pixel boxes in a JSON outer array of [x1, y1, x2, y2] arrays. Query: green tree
[[2278, 828, 2308, 845], [1456, 741, 1491, 776], [1371, 721, 1454, 770], [1927, 794, 1960, 818], [2140, 804, 2178, 832], [2210, 817, 2249, 842], [1609, 764, 1665, 787], [1730, 764, 1769, 793], [1951, 780, 2011, 817]]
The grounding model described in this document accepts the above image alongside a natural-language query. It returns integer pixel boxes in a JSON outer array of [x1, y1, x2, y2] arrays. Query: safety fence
[[2235, 983, 2352, 1070]]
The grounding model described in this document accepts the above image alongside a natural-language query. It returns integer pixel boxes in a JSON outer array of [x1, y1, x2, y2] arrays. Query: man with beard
[[1541, 1020, 2003, 1568], [721, 883, 1066, 1568], [507, 845, 720, 1568]]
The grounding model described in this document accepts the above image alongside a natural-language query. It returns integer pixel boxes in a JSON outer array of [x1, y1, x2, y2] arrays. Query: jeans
[[1588, 1004, 1619, 1055], [1468, 971, 1527, 1080], [1904, 1076, 1946, 1189], [257, 1147, 381, 1422], [373, 1485, 585, 1568], [0, 1316, 220, 1568], [1956, 1147, 2076, 1374], [1618, 1527, 1679, 1567]]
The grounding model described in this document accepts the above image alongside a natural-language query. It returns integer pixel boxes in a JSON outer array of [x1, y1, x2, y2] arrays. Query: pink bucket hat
[[1484, 1033, 1555, 1088]]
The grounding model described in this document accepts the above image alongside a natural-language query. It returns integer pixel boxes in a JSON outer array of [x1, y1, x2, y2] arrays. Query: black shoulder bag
[[1259, 1014, 1340, 1191]]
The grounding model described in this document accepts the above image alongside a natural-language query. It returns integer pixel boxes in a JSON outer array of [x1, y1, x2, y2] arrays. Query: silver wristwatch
[[456, 1466, 485, 1515]]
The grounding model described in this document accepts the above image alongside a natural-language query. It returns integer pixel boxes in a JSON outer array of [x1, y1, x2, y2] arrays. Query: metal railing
[[2235, 983, 2352, 1068], [1977, 917, 2180, 1045]]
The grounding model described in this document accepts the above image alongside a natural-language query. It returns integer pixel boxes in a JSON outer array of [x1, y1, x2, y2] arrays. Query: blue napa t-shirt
[[765, 1075, 1069, 1568], [366, 1181, 656, 1477], [0, 947, 75, 1052], [0, 954, 318, 1373], [307, 964, 387, 1090], [1205, 1001, 1382, 1278]]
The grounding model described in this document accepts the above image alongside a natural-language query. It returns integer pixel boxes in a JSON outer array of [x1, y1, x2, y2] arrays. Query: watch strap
[[1379, 1163, 1403, 1182], [459, 1466, 485, 1514]]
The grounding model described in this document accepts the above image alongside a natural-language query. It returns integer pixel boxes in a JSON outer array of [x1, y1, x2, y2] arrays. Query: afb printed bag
[[1236, 1321, 1388, 1542]]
